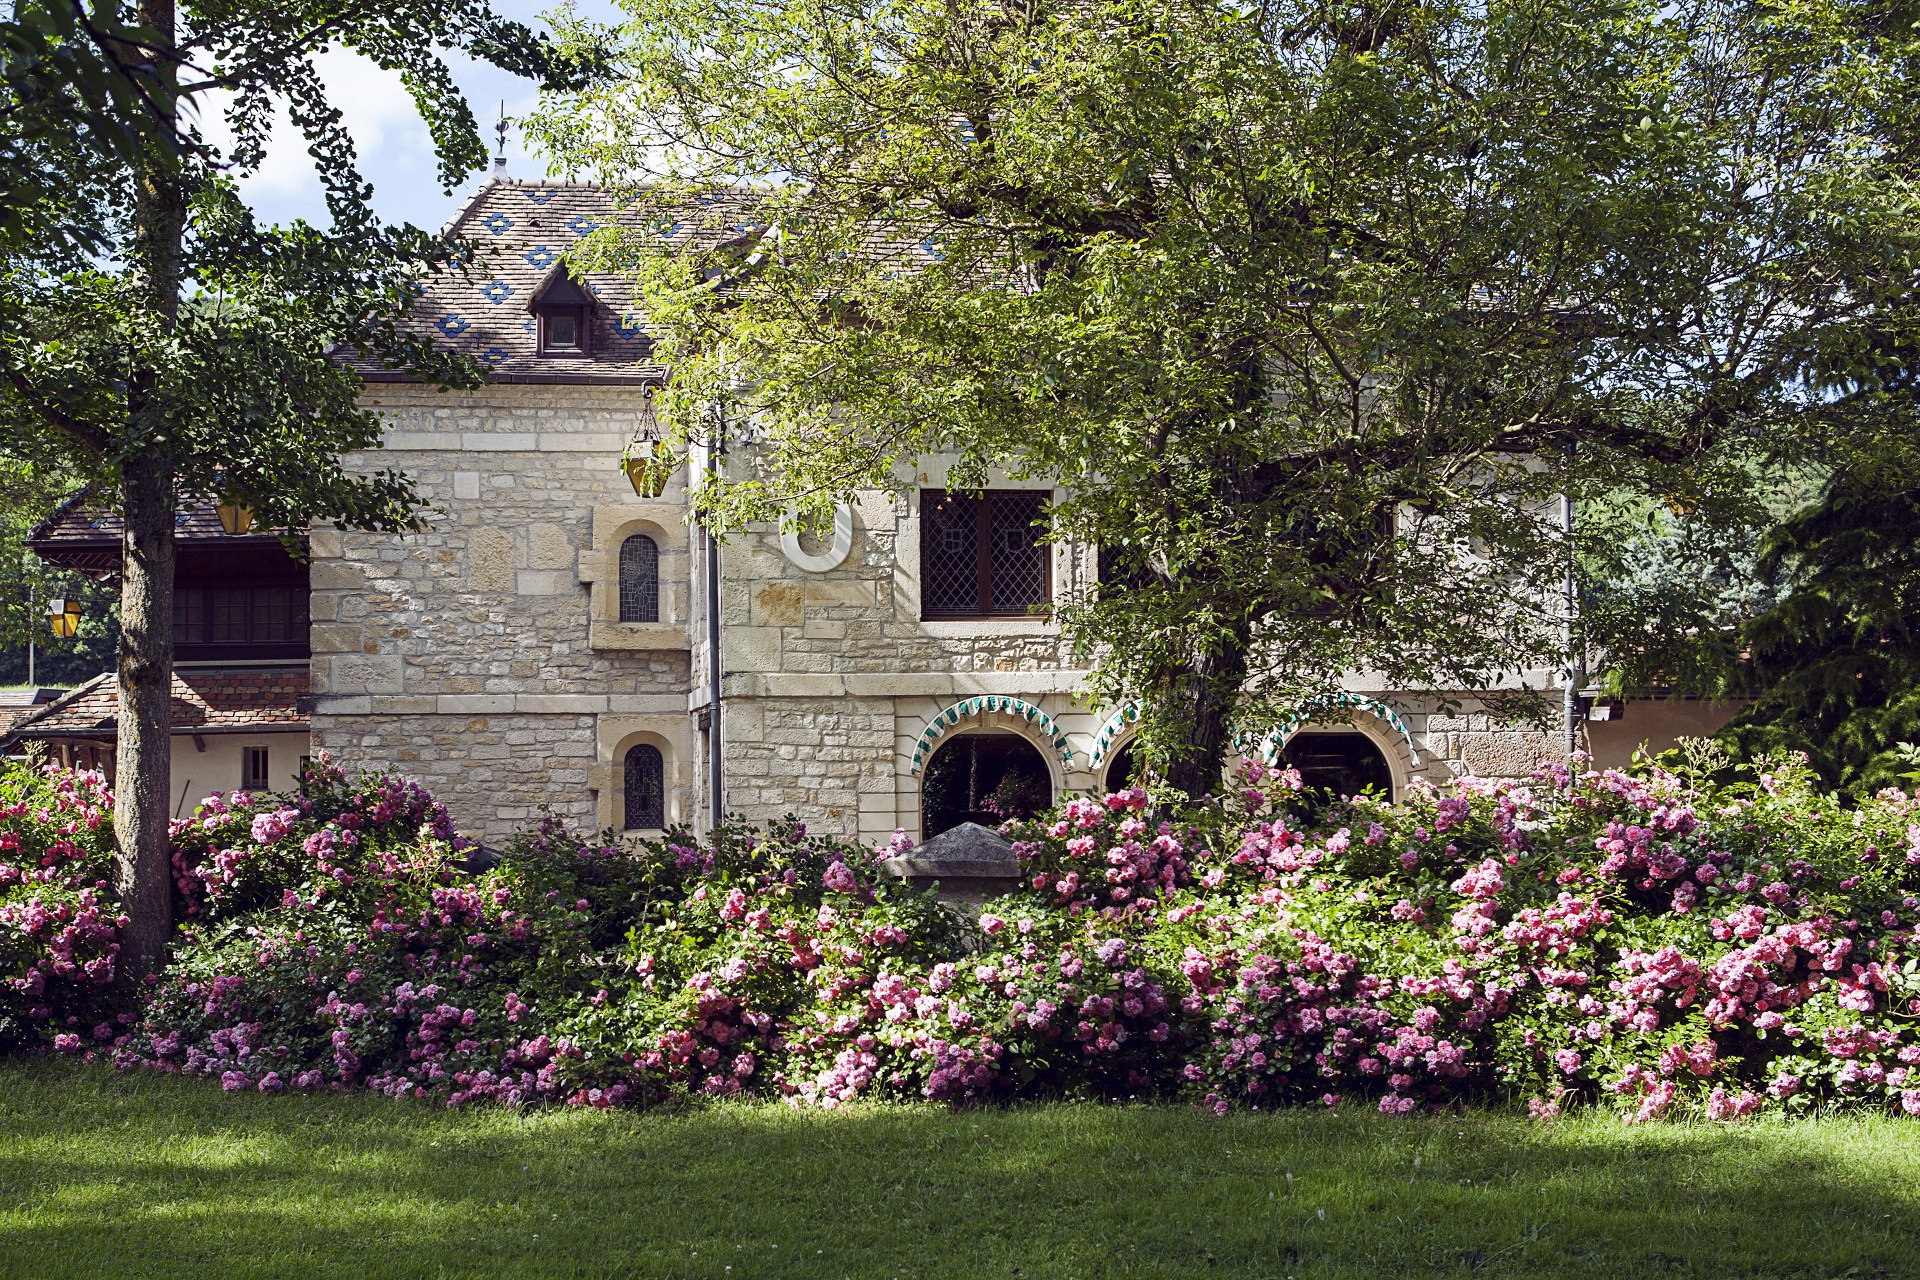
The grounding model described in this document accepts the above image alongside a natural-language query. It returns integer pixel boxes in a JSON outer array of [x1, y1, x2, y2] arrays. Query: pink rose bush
[[0, 764, 124, 1052], [10, 745, 1920, 1122]]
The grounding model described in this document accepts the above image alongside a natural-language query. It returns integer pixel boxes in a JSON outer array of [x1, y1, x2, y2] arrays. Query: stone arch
[[919, 731, 1056, 838], [906, 696, 1074, 776], [605, 726, 682, 831], [1268, 708, 1418, 799]]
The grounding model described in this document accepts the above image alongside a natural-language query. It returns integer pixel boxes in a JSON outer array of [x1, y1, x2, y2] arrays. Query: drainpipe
[[706, 402, 725, 833], [1562, 458, 1583, 759]]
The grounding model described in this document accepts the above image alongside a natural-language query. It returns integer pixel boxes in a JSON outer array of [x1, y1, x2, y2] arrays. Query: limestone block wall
[[313, 383, 697, 844], [710, 468, 1104, 841], [308, 385, 1577, 844]]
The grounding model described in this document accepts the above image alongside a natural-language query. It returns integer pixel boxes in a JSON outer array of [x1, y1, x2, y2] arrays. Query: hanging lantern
[[215, 496, 254, 535], [621, 389, 678, 498], [47, 597, 80, 638]]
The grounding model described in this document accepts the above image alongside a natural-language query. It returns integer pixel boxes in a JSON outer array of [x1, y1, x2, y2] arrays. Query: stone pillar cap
[[880, 821, 1020, 879]]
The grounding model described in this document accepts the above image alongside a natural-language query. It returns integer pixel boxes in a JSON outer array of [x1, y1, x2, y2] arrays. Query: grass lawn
[[1, 1062, 1917, 1278]]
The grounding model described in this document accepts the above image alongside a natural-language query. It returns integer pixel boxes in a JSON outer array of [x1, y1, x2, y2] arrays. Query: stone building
[[9, 177, 1740, 842]]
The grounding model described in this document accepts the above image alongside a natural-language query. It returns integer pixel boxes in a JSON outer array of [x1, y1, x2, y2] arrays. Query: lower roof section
[[3, 667, 310, 744]]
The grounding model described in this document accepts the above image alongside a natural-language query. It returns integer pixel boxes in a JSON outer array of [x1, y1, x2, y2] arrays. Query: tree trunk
[[1156, 621, 1251, 804], [113, 452, 175, 976], [114, 0, 183, 978]]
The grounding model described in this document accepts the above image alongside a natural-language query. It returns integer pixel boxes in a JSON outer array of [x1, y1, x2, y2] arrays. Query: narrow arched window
[[624, 743, 665, 830], [619, 534, 660, 622]]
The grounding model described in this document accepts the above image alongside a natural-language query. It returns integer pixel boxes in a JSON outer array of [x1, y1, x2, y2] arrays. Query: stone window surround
[[589, 715, 695, 833], [892, 472, 1091, 633], [579, 502, 692, 651]]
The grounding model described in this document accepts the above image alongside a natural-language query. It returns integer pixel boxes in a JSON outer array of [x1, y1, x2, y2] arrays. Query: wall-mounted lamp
[[47, 597, 80, 638], [215, 497, 254, 535]]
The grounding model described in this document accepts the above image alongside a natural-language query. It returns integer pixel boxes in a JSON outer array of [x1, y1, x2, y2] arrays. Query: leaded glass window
[[919, 489, 1050, 618], [619, 534, 660, 622], [623, 743, 664, 829]]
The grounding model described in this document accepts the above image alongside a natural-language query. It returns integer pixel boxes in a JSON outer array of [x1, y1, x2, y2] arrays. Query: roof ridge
[[26, 485, 97, 545]]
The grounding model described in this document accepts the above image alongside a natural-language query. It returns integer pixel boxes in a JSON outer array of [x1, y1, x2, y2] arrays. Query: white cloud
[[187, 0, 625, 229]]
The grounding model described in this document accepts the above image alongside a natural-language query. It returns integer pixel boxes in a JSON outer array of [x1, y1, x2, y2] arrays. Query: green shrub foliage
[[7, 751, 1920, 1121]]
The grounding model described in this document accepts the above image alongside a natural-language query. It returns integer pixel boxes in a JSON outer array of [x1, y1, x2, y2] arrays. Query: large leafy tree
[[534, 0, 1912, 798], [1713, 473, 1920, 795], [0, 2, 585, 973]]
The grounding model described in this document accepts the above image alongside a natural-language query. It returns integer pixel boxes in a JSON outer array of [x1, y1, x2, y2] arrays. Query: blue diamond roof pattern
[[360, 179, 802, 384]]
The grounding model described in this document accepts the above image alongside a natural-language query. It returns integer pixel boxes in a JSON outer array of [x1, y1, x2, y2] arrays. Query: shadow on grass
[[0, 1059, 1914, 1279]]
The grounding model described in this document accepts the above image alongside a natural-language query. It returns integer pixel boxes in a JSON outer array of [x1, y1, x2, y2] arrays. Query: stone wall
[[312, 383, 696, 844], [318, 383, 1579, 846]]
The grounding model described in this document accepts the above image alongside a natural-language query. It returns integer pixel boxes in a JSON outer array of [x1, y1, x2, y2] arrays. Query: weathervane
[[493, 102, 508, 177]]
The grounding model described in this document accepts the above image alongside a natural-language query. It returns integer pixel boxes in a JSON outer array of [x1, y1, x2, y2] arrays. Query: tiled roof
[[4, 669, 310, 741], [28, 490, 296, 553], [373, 179, 699, 385], [0, 688, 67, 738]]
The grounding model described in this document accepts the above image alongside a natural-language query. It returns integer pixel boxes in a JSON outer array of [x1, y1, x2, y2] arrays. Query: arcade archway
[[921, 733, 1054, 837], [1280, 732, 1394, 803]]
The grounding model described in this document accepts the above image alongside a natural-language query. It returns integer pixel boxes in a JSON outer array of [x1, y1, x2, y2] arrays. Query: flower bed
[[6, 750, 1920, 1120]]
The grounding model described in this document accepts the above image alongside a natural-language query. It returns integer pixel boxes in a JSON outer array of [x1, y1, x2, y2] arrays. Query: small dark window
[[174, 585, 308, 647], [532, 273, 594, 358], [548, 313, 578, 349], [921, 489, 1050, 619], [624, 743, 665, 830], [242, 746, 270, 791], [618, 534, 660, 622]]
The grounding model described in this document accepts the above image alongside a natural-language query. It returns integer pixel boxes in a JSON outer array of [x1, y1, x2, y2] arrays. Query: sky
[[195, 0, 626, 233]]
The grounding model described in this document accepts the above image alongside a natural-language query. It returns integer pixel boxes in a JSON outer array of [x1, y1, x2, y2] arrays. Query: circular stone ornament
[[778, 504, 855, 573]]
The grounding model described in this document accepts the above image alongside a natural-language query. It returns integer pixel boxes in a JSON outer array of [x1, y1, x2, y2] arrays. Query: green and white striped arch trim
[[908, 696, 1074, 775], [1088, 701, 1142, 767], [1258, 693, 1421, 767]]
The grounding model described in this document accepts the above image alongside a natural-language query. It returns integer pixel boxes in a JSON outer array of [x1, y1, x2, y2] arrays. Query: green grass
[[1, 1062, 1917, 1279]]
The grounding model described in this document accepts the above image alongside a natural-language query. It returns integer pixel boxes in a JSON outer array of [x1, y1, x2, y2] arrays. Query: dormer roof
[[368, 179, 688, 387]]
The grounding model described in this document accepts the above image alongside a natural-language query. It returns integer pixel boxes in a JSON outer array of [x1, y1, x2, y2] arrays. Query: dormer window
[[531, 273, 594, 358]]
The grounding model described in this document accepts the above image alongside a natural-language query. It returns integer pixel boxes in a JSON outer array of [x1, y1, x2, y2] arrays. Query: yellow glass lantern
[[620, 390, 678, 498], [215, 497, 254, 535], [623, 439, 677, 498], [47, 597, 80, 638]]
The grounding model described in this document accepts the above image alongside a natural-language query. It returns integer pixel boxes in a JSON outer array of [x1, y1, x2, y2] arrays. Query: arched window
[[1102, 741, 1138, 794], [624, 743, 665, 830], [1280, 732, 1394, 805], [619, 534, 660, 622], [921, 733, 1052, 838]]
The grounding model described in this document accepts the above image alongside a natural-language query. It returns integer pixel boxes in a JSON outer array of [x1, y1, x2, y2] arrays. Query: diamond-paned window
[[623, 744, 664, 829], [920, 489, 1050, 619], [619, 535, 659, 622]]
